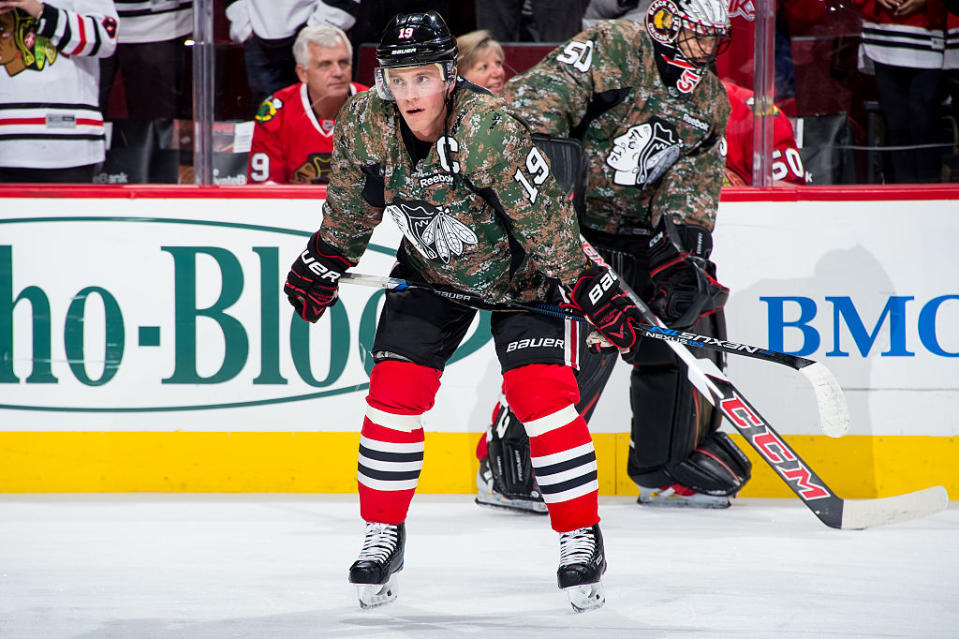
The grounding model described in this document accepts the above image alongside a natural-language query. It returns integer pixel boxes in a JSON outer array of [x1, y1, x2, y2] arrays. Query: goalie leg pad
[[665, 431, 752, 496], [626, 312, 731, 491], [504, 364, 599, 532], [481, 399, 545, 507], [357, 361, 440, 525], [475, 348, 617, 514]]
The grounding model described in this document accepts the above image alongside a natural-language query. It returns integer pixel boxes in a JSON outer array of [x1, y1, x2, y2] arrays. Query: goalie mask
[[645, 0, 730, 97], [375, 11, 458, 101]]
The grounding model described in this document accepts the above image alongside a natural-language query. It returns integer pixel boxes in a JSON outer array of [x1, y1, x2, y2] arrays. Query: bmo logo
[[761, 295, 959, 358]]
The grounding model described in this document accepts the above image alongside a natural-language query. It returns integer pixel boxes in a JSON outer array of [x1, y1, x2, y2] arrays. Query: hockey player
[[477, 0, 752, 513], [247, 24, 367, 185], [284, 11, 644, 612], [722, 79, 809, 186]]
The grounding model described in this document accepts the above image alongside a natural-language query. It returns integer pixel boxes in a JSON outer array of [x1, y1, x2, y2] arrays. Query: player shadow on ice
[[729, 244, 891, 492]]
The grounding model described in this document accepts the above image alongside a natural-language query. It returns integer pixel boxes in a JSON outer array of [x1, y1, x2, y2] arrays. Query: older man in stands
[[247, 24, 367, 185]]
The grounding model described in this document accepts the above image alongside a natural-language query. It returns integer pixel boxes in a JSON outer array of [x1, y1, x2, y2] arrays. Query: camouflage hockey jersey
[[319, 80, 585, 304], [503, 20, 730, 233]]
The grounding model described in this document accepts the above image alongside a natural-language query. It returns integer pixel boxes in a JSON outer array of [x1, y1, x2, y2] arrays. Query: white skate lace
[[357, 522, 399, 563], [558, 527, 596, 567]]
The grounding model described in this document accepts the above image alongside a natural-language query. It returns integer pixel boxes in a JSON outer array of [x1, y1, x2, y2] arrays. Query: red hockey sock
[[357, 361, 441, 525], [503, 364, 600, 532]]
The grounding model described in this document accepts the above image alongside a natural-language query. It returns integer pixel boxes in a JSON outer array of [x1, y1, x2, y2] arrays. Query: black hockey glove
[[566, 264, 642, 351], [646, 216, 728, 330], [284, 231, 354, 323]]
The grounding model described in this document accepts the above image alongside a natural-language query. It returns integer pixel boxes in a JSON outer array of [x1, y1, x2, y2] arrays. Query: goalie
[[476, 0, 752, 513]]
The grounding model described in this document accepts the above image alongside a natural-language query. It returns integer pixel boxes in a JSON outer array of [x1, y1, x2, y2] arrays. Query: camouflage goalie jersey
[[503, 20, 731, 233], [319, 80, 585, 304]]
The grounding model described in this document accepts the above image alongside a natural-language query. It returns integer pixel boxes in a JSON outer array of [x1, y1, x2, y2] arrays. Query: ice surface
[[0, 495, 956, 638]]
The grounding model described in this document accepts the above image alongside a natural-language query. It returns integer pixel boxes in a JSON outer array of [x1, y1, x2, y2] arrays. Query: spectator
[[225, 0, 359, 109], [477, 0, 585, 43], [0, 0, 118, 183], [855, 0, 947, 183], [456, 30, 506, 93], [943, 0, 958, 149], [99, 0, 193, 121], [247, 24, 366, 184], [582, 0, 644, 28], [722, 79, 809, 185]]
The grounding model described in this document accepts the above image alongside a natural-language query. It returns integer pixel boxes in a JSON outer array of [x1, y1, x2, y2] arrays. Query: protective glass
[[374, 63, 451, 101]]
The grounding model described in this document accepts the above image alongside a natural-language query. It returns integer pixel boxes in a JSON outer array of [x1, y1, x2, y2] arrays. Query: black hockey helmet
[[375, 11, 458, 101], [376, 11, 457, 68]]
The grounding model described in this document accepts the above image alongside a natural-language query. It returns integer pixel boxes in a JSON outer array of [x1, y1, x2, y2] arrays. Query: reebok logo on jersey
[[506, 338, 565, 352], [419, 174, 454, 187], [682, 113, 708, 131]]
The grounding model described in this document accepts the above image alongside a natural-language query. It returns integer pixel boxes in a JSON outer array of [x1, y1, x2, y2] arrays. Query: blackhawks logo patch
[[386, 199, 478, 264], [606, 117, 682, 188], [254, 97, 284, 124]]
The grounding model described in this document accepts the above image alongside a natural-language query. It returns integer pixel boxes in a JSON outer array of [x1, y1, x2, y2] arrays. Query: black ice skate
[[557, 523, 607, 612], [348, 521, 405, 609]]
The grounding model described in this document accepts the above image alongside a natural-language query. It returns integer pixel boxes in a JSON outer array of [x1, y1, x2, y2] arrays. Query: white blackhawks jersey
[[0, 1, 118, 170], [225, 0, 358, 41], [113, 0, 192, 44]]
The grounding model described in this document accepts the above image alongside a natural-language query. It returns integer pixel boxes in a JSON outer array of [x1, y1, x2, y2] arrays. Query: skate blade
[[638, 497, 731, 509], [355, 575, 398, 609], [475, 492, 548, 515], [564, 581, 606, 612]]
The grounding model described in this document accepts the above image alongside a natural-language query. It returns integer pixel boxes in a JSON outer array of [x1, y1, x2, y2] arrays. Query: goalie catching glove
[[566, 264, 642, 352], [284, 231, 355, 322], [646, 216, 729, 329]]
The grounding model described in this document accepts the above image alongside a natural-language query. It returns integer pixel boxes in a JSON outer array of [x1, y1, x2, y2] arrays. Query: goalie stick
[[341, 271, 850, 438], [576, 237, 948, 529]]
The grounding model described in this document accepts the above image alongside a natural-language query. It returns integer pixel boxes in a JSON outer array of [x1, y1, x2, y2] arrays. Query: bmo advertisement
[[1, 186, 956, 497]]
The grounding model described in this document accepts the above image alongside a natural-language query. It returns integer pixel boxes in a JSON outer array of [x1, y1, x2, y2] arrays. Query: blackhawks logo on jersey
[[386, 199, 478, 264], [291, 152, 332, 184], [606, 117, 682, 188], [254, 97, 284, 124], [0, 10, 57, 77]]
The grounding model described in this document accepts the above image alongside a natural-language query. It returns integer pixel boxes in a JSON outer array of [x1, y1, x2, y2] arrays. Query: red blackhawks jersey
[[247, 81, 367, 184], [722, 80, 808, 186]]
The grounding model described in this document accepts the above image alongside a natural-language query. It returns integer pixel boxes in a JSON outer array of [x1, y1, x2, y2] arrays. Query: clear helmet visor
[[374, 62, 455, 101]]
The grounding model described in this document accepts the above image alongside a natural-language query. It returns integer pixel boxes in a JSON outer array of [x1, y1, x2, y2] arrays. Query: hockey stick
[[341, 271, 850, 438], [577, 237, 948, 529], [342, 268, 946, 528]]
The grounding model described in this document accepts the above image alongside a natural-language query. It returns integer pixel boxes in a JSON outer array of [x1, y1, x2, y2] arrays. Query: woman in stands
[[456, 30, 506, 94]]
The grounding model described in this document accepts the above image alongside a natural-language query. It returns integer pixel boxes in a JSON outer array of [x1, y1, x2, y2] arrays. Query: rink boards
[[1, 185, 957, 498]]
